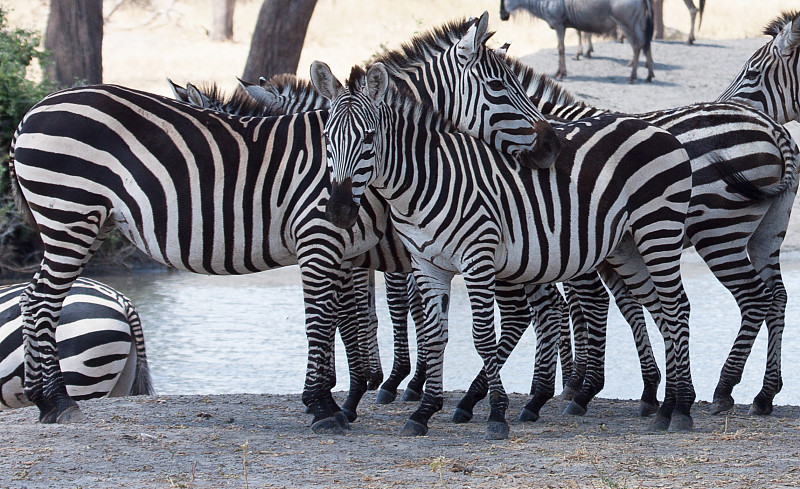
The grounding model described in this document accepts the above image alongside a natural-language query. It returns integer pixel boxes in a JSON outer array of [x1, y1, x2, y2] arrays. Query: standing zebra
[[8, 15, 558, 430], [499, 0, 655, 82], [1, 278, 153, 409], [312, 60, 698, 438], [483, 56, 800, 418]]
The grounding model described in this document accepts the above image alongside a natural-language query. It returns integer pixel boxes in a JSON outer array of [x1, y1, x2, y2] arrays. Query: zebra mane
[[344, 65, 455, 135], [373, 17, 484, 71], [192, 82, 281, 117], [504, 56, 593, 117], [763, 10, 800, 38]]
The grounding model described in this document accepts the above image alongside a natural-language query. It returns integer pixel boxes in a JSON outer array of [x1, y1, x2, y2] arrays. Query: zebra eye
[[488, 80, 505, 91], [744, 70, 760, 80], [363, 131, 375, 145]]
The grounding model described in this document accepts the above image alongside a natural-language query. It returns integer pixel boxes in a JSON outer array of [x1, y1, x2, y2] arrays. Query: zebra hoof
[[748, 401, 773, 416], [559, 387, 577, 400], [401, 388, 423, 402], [649, 413, 670, 431], [304, 405, 313, 414], [334, 411, 352, 430], [375, 388, 397, 405], [311, 416, 346, 436], [451, 407, 474, 424], [639, 400, 659, 417], [667, 413, 693, 432], [340, 408, 357, 424], [485, 421, 510, 440], [39, 408, 59, 424], [56, 406, 86, 424], [709, 396, 734, 415], [400, 419, 428, 437], [518, 408, 539, 423], [563, 401, 587, 416]]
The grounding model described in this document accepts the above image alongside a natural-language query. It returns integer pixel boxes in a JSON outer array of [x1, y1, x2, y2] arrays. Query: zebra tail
[[716, 127, 800, 202], [8, 119, 37, 231], [698, 0, 705, 30], [124, 297, 156, 396], [643, 0, 654, 53]]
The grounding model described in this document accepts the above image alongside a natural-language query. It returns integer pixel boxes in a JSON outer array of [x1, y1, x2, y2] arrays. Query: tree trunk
[[653, 0, 664, 39], [211, 0, 235, 41], [45, 0, 103, 87], [241, 0, 317, 83]]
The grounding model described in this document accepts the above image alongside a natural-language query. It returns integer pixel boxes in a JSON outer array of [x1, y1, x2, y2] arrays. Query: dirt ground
[[2, 392, 800, 488], [4, 15, 800, 489]]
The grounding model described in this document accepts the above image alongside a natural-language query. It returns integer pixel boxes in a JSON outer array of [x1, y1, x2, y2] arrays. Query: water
[[84, 255, 800, 405]]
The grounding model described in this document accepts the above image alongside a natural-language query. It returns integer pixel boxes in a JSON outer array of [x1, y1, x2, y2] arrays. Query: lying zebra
[[0, 277, 154, 409]]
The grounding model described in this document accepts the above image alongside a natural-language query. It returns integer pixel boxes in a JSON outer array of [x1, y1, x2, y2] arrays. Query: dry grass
[[3, 0, 799, 95]]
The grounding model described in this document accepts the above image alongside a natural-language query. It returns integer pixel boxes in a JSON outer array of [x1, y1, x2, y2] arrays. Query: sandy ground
[[3, 35, 800, 488]]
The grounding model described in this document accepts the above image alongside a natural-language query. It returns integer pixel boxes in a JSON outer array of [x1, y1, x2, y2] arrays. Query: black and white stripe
[[313, 61, 698, 438], [0, 277, 153, 409]]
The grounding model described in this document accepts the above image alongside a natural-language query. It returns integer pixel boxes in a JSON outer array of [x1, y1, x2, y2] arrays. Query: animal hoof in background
[[518, 408, 539, 423], [340, 409, 357, 425], [401, 388, 422, 402], [312, 417, 346, 436], [668, 413, 694, 432], [451, 407, 474, 424], [748, 401, 773, 416], [648, 413, 670, 431], [709, 396, 734, 415], [400, 419, 428, 437], [485, 421, 510, 440], [563, 401, 587, 416], [375, 388, 397, 405], [56, 406, 86, 424], [638, 400, 659, 417]]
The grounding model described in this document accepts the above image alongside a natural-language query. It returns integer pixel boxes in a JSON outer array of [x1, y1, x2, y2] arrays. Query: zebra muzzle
[[326, 180, 361, 229], [517, 122, 562, 170]]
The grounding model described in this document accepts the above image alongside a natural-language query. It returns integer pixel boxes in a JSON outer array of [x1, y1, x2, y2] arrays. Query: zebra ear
[[458, 11, 492, 58], [310, 61, 343, 101], [243, 82, 279, 107], [186, 83, 209, 108], [365, 63, 389, 105], [775, 16, 800, 55], [495, 42, 511, 58], [167, 78, 189, 102]]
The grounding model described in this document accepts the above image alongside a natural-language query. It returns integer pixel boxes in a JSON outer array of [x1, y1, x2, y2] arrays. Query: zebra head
[[454, 12, 560, 169], [718, 10, 800, 124], [311, 61, 386, 229]]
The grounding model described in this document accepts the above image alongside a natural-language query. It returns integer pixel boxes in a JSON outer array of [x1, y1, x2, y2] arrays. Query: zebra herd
[[4, 9, 800, 440]]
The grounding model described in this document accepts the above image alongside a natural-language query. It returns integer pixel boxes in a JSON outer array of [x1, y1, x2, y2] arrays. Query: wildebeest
[[500, 0, 655, 82]]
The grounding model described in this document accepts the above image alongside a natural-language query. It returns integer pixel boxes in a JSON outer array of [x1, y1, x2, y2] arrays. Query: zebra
[[312, 60, 701, 439], [499, 0, 655, 82], [1, 277, 154, 409], [653, 0, 705, 44], [477, 56, 800, 418], [8, 14, 557, 431]]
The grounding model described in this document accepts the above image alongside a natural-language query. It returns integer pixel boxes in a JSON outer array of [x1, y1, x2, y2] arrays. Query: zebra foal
[[1, 278, 153, 409]]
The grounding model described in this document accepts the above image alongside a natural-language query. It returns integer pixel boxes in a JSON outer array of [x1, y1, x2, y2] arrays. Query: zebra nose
[[517, 122, 561, 169], [326, 180, 361, 229], [499, 1, 510, 21]]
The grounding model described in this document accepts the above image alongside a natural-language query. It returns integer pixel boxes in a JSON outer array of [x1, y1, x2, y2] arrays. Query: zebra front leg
[[376, 272, 412, 404], [399, 264, 452, 437], [299, 259, 351, 435], [562, 272, 609, 417], [400, 274, 427, 402], [554, 24, 568, 80], [520, 284, 563, 422], [561, 282, 588, 400], [453, 281, 530, 424], [353, 268, 383, 390], [336, 270, 369, 423]]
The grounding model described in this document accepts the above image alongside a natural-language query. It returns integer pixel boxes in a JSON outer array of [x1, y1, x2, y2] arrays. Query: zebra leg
[[561, 282, 588, 400], [399, 263, 452, 437], [556, 288, 574, 388], [353, 268, 383, 390], [401, 274, 427, 402], [462, 267, 509, 440], [376, 272, 412, 404], [599, 263, 661, 416], [684, 0, 699, 44], [337, 271, 369, 424], [520, 283, 563, 422], [299, 257, 352, 435], [453, 281, 530, 424], [554, 24, 568, 80]]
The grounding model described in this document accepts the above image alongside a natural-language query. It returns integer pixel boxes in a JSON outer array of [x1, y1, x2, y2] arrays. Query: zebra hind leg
[[376, 272, 413, 404], [521, 284, 562, 422]]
